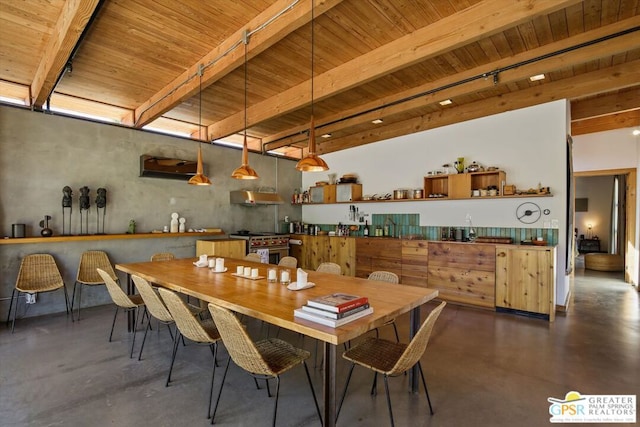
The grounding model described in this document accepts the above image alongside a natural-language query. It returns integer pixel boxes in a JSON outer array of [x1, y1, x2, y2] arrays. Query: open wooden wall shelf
[[0, 231, 225, 245]]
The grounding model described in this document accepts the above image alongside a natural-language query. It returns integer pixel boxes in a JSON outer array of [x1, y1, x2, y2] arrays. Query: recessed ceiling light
[[633, 129, 640, 136], [529, 74, 545, 82], [439, 99, 453, 106], [372, 119, 383, 124], [321, 133, 332, 138]]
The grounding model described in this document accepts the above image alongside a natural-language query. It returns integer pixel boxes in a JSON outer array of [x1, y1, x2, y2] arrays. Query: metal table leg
[[409, 305, 421, 392], [323, 342, 337, 427]]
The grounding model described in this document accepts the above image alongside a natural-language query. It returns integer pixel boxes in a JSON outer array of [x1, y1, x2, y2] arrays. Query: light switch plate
[[551, 219, 559, 229], [543, 221, 551, 229]]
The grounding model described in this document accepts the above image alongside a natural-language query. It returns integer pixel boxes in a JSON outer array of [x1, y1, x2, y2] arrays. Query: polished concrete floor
[[1, 264, 638, 427]]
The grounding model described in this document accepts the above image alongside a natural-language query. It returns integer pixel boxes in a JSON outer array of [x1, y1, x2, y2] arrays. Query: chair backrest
[[278, 256, 298, 268], [244, 253, 262, 262], [367, 271, 399, 284], [151, 252, 175, 262], [158, 288, 215, 343], [316, 262, 342, 275], [77, 251, 117, 284], [96, 268, 137, 309], [208, 303, 274, 376], [131, 275, 173, 323], [388, 301, 446, 376], [15, 254, 64, 293]]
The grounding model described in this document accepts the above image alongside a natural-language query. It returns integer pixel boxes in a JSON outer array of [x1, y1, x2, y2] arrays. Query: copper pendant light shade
[[188, 143, 212, 185], [189, 64, 212, 186], [232, 31, 259, 180], [296, 115, 328, 171], [296, 0, 328, 172]]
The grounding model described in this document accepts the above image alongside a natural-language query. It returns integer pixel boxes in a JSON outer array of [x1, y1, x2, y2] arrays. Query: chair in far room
[[72, 250, 118, 321], [337, 301, 447, 426], [368, 271, 400, 342], [244, 253, 262, 262], [316, 262, 341, 275], [6, 254, 70, 333], [277, 256, 297, 268], [151, 252, 175, 262]]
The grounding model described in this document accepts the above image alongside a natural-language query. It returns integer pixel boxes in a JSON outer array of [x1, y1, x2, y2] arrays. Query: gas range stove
[[229, 232, 290, 249]]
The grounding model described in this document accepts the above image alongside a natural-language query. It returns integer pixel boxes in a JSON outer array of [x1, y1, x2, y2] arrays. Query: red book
[[307, 293, 369, 313]]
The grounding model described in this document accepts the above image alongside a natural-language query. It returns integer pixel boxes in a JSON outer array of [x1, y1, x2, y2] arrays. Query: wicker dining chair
[[244, 253, 262, 262], [72, 250, 118, 321], [208, 303, 322, 426], [131, 275, 205, 361], [96, 268, 146, 358], [6, 254, 70, 333], [277, 256, 297, 269], [158, 288, 221, 420], [368, 271, 401, 342], [316, 262, 342, 275], [150, 252, 175, 262], [336, 301, 447, 426]]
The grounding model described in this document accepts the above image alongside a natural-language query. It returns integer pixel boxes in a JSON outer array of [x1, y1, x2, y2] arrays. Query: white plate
[[209, 267, 227, 273], [287, 282, 315, 291]]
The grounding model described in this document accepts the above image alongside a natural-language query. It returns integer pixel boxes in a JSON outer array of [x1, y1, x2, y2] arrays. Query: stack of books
[[294, 293, 373, 327]]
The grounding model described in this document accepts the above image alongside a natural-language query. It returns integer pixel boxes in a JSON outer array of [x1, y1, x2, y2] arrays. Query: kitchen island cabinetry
[[495, 245, 556, 321], [355, 237, 402, 279], [196, 239, 245, 259], [427, 242, 496, 308], [289, 234, 355, 276]]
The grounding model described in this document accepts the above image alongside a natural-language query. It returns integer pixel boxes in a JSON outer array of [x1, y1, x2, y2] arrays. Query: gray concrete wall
[[0, 106, 302, 320]]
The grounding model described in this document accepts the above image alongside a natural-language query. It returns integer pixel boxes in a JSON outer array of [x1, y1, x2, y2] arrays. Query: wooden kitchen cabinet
[[196, 239, 245, 259], [290, 234, 355, 276], [424, 170, 507, 199], [401, 240, 429, 287], [355, 237, 402, 279], [495, 245, 556, 321], [427, 242, 496, 308]]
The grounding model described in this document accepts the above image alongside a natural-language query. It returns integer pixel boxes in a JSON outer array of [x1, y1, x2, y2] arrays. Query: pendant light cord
[[310, 0, 314, 118]]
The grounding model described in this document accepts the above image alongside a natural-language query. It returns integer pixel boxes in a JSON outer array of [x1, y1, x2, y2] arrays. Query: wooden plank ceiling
[[1, 0, 639, 159]]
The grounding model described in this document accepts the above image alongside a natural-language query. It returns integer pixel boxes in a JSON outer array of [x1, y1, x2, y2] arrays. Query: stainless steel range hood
[[230, 190, 284, 206]]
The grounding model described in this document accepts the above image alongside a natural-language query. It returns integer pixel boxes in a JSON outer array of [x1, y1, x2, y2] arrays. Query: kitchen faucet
[[385, 216, 397, 238]]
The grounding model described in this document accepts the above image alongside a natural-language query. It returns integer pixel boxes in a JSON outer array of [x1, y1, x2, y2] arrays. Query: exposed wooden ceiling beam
[[209, 0, 581, 140], [318, 59, 640, 153], [31, 0, 100, 108], [571, 87, 640, 121], [133, 0, 344, 128], [572, 110, 640, 135], [265, 16, 640, 150]]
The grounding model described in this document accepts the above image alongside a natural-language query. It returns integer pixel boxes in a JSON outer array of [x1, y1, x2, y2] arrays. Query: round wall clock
[[516, 202, 541, 224]]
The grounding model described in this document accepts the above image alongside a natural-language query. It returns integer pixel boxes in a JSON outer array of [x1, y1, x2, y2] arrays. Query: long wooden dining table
[[116, 257, 438, 427]]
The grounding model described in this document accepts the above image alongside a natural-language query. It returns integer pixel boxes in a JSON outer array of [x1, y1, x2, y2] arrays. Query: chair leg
[[76, 283, 83, 321], [6, 289, 16, 325], [109, 307, 119, 342], [302, 361, 322, 425], [9, 290, 19, 333], [370, 372, 378, 396], [166, 331, 181, 387], [392, 322, 400, 343], [336, 362, 355, 422], [418, 362, 434, 415], [207, 343, 217, 419], [265, 377, 272, 397], [138, 316, 152, 361], [271, 376, 280, 427], [62, 285, 70, 316], [210, 356, 232, 423], [129, 307, 140, 359], [383, 375, 395, 427], [70, 282, 78, 322]]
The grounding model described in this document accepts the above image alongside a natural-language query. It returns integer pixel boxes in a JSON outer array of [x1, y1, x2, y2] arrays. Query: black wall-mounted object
[[139, 155, 198, 180]]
